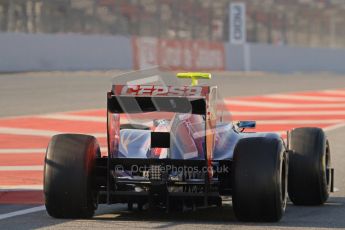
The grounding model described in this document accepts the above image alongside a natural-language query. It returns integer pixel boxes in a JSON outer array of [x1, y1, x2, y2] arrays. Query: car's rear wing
[[107, 84, 217, 154], [109, 85, 214, 114], [108, 95, 206, 115], [112, 85, 211, 97]]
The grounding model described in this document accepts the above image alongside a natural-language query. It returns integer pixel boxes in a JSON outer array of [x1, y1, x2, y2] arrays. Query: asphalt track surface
[[0, 71, 345, 229]]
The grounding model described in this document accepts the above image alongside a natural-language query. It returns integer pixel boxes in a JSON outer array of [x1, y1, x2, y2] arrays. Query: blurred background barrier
[[226, 43, 345, 73], [0, 0, 345, 72], [132, 37, 225, 70], [0, 33, 132, 72]]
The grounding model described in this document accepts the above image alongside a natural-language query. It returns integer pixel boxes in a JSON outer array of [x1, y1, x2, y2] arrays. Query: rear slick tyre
[[44, 134, 100, 218], [232, 137, 288, 222], [288, 127, 331, 205]]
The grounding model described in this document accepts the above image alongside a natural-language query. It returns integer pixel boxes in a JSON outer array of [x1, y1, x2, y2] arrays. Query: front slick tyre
[[232, 137, 288, 222], [44, 134, 100, 219]]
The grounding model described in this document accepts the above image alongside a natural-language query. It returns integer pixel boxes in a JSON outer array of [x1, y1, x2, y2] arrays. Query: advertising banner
[[230, 2, 246, 45], [133, 37, 225, 71]]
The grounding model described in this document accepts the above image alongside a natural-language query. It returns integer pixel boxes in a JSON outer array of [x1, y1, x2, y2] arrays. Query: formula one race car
[[44, 68, 334, 222]]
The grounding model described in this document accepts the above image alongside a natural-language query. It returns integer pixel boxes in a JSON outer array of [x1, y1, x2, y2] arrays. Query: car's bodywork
[[95, 69, 287, 207], [44, 68, 335, 221]]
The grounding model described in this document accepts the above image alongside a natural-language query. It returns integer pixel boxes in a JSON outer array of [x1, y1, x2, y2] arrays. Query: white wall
[[226, 43, 345, 73], [1, 32, 345, 73], [0, 33, 133, 72]]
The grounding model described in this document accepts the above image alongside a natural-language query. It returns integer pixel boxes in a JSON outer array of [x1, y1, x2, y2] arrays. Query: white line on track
[[0, 185, 42, 190], [0, 166, 43, 171], [265, 94, 345, 102], [0, 205, 45, 221], [256, 119, 344, 125], [0, 127, 106, 138], [225, 100, 345, 108], [322, 90, 345, 95], [0, 147, 108, 154], [37, 114, 106, 122], [104, 112, 344, 121], [36, 114, 153, 127], [230, 111, 345, 116], [0, 148, 46, 154]]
